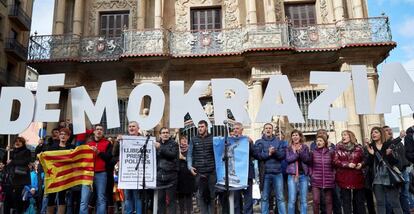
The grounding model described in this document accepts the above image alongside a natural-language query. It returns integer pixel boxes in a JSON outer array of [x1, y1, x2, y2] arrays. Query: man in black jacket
[[384, 125, 411, 214], [187, 120, 216, 214], [155, 127, 179, 214]]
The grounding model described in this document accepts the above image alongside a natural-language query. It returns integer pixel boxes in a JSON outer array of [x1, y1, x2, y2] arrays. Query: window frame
[[284, 3, 317, 27], [190, 7, 222, 31], [99, 11, 130, 38]]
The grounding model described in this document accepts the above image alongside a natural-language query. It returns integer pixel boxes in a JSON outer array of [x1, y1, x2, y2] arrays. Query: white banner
[[118, 135, 157, 189]]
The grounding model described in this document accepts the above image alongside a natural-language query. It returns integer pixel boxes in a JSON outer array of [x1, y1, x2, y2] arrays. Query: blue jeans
[[261, 173, 286, 214], [287, 174, 308, 214], [80, 172, 107, 214], [124, 189, 142, 214], [400, 167, 411, 214], [40, 195, 48, 214]]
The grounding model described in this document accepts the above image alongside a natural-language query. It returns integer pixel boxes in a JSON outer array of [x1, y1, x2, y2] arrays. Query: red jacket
[[333, 142, 365, 189], [87, 138, 113, 172]]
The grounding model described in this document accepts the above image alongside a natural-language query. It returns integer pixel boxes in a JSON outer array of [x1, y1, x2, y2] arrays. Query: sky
[[30, 0, 414, 131]]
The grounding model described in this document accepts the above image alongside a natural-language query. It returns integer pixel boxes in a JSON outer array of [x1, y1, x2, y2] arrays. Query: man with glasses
[[155, 127, 179, 214], [187, 120, 216, 214]]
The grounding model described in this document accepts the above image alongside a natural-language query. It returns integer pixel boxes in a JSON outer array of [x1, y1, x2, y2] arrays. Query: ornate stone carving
[[223, 0, 240, 28], [320, 0, 329, 23], [123, 29, 167, 55], [275, 0, 283, 22], [88, 0, 137, 35]]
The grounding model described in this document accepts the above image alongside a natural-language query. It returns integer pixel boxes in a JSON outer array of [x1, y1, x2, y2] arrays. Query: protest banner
[[118, 135, 157, 189], [213, 136, 249, 188]]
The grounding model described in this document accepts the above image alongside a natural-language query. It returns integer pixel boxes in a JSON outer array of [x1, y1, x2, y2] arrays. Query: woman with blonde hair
[[333, 130, 366, 214]]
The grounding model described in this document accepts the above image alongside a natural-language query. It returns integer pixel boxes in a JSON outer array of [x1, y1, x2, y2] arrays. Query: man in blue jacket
[[253, 123, 287, 214]]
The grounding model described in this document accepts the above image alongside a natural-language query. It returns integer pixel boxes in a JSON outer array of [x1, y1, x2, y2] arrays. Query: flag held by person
[[38, 145, 95, 194]]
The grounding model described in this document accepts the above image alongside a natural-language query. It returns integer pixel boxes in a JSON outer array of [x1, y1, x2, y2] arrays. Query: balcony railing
[[5, 38, 28, 61], [28, 17, 393, 62], [8, 4, 31, 31]]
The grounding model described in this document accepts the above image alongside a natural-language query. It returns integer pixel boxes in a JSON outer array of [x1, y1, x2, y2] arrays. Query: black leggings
[[47, 190, 67, 206]]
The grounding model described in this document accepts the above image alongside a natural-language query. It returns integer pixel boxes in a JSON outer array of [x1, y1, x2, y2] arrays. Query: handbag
[[14, 166, 28, 175], [374, 148, 404, 186]]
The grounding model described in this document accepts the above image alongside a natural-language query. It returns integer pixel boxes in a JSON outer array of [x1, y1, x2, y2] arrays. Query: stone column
[[263, 0, 276, 23], [352, 0, 364, 18], [332, 0, 344, 21], [137, 0, 146, 29], [341, 62, 363, 142], [55, 0, 66, 34], [154, 0, 162, 28], [72, 0, 84, 35], [248, 80, 263, 140], [248, 0, 257, 24], [362, 64, 382, 138]]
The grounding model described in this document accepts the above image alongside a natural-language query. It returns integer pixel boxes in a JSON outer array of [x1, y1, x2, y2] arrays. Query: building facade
[[0, 0, 33, 147], [28, 0, 394, 142]]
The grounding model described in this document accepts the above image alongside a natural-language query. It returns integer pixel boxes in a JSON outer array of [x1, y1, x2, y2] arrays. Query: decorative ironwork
[[123, 29, 167, 55], [290, 23, 339, 49], [28, 17, 393, 61], [8, 4, 31, 30]]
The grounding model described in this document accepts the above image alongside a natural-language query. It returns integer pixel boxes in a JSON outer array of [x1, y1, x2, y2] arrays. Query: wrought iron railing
[[293, 90, 334, 133], [5, 38, 28, 60], [8, 4, 31, 30], [28, 17, 393, 61]]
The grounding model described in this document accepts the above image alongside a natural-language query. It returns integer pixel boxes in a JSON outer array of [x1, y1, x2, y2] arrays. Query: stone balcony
[[28, 17, 393, 62]]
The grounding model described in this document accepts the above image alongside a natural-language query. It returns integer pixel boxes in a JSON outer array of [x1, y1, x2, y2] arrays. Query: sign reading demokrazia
[[0, 63, 413, 135]]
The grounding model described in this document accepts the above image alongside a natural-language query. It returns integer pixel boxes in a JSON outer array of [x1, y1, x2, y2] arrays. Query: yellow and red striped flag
[[38, 145, 95, 194]]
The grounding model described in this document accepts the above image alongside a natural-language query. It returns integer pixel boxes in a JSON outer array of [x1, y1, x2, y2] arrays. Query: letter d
[[0, 87, 35, 134]]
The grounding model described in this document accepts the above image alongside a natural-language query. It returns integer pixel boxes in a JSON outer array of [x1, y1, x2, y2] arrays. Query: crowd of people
[[1, 117, 414, 214]]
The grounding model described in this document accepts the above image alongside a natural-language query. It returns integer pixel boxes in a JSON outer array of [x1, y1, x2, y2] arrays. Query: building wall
[[35, 0, 386, 142]]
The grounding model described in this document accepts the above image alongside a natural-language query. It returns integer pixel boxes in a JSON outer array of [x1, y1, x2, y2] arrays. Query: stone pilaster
[[137, 0, 146, 29], [154, 0, 162, 28], [362, 64, 382, 139], [352, 0, 364, 18], [263, 0, 276, 23], [341, 62, 363, 143], [332, 0, 344, 21], [72, 0, 84, 35], [55, 0, 66, 34], [247, 0, 257, 24]]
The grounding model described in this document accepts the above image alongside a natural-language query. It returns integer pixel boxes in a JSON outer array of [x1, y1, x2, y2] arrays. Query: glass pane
[[116, 15, 122, 28], [109, 16, 114, 29]]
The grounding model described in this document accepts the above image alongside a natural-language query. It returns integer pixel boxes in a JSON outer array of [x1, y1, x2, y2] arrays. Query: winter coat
[[310, 147, 335, 189], [405, 126, 414, 164], [177, 151, 195, 194], [333, 142, 365, 189], [86, 138, 113, 172], [157, 138, 179, 182], [366, 141, 399, 186], [187, 134, 215, 174], [285, 144, 311, 175], [388, 137, 410, 171], [253, 135, 286, 174], [7, 146, 31, 187]]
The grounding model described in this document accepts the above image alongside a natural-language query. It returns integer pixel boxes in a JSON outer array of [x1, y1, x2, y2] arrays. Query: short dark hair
[[159, 127, 169, 134], [14, 137, 26, 146], [198, 120, 208, 127], [52, 128, 59, 133], [382, 125, 390, 129], [94, 124, 104, 129]]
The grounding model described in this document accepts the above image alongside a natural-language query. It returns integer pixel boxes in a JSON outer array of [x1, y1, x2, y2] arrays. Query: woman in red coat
[[333, 130, 366, 214]]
